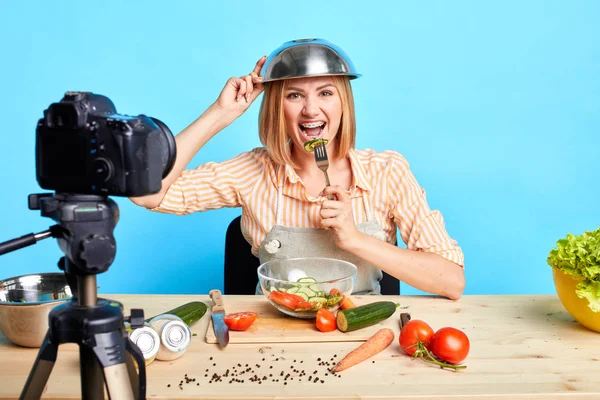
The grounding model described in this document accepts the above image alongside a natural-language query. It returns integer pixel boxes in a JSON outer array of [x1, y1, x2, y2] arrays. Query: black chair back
[[223, 216, 400, 295]]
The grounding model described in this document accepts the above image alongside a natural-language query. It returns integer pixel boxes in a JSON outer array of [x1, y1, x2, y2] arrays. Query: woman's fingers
[[253, 55, 267, 75], [320, 217, 340, 231], [243, 75, 253, 102], [320, 199, 344, 210], [322, 185, 348, 201], [250, 72, 262, 84], [237, 78, 247, 102], [319, 208, 340, 218]]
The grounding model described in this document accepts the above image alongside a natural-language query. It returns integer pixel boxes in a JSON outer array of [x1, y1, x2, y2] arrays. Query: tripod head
[[1, 192, 119, 306], [31, 192, 118, 274]]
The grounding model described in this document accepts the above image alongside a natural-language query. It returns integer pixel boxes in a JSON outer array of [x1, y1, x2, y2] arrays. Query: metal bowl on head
[[260, 38, 362, 83], [0, 272, 72, 347], [257, 257, 357, 319]]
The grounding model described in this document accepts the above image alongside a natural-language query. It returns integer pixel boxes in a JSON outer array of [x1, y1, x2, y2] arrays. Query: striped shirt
[[150, 147, 464, 268]]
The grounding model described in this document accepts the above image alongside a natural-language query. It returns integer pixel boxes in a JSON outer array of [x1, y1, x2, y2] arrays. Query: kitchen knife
[[209, 289, 229, 347]]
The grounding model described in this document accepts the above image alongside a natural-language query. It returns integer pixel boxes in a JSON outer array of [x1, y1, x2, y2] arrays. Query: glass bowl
[[257, 257, 357, 319]]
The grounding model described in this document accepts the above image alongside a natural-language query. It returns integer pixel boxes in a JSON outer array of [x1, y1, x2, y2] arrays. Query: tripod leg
[[80, 346, 106, 399], [86, 330, 135, 400], [104, 363, 135, 400], [20, 332, 58, 400], [124, 352, 140, 399]]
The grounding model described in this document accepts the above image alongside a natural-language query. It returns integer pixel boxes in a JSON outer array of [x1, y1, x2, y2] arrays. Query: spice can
[[127, 322, 160, 366], [149, 314, 191, 361]]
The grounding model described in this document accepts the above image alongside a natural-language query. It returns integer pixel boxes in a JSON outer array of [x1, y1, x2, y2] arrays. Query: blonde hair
[[258, 76, 356, 169]]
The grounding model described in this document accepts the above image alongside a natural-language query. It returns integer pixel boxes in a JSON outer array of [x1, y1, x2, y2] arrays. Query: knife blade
[[209, 289, 229, 347]]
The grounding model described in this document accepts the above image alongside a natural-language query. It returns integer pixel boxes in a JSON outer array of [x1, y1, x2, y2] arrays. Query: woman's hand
[[319, 185, 363, 250], [213, 56, 267, 120]]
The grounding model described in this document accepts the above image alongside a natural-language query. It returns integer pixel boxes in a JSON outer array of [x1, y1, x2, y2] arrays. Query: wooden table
[[1, 294, 599, 399]]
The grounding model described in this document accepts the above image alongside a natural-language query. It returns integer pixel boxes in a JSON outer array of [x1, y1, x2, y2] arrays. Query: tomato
[[399, 320, 434, 356], [223, 312, 258, 331], [430, 327, 470, 364], [315, 308, 337, 332], [329, 288, 341, 296], [268, 291, 305, 310], [339, 296, 356, 310]]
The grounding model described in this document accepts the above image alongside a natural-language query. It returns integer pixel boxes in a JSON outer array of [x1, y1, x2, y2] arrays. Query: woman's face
[[282, 76, 342, 154]]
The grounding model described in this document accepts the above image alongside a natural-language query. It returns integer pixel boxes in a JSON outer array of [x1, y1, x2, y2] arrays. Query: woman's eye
[[287, 93, 301, 99], [321, 91, 333, 97]]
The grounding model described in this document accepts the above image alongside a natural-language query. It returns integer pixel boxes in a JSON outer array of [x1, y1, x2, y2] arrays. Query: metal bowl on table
[[0, 272, 72, 347], [257, 257, 357, 319]]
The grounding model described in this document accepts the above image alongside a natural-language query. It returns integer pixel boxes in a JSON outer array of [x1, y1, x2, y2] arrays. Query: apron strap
[[276, 165, 284, 226], [362, 191, 374, 222]]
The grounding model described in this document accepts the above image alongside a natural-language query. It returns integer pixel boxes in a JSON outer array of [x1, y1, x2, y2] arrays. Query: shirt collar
[[347, 148, 372, 192], [276, 148, 372, 192]]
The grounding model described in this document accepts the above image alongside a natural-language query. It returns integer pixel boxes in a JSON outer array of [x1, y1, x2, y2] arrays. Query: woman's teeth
[[300, 122, 325, 137]]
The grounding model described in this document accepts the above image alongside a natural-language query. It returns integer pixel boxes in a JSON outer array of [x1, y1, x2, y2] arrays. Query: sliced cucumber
[[309, 296, 328, 304], [303, 138, 329, 152], [296, 287, 316, 298], [326, 294, 343, 307], [297, 277, 317, 283], [296, 292, 310, 301]]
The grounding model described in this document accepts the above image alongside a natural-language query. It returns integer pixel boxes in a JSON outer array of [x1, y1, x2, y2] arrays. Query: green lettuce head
[[547, 227, 600, 312]]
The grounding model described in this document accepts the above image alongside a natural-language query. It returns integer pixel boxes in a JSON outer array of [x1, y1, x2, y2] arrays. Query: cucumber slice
[[303, 138, 329, 152], [297, 277, 317, 283], [287, 287, 299, 294], [296, 292, 309, 301], [326, 294, 343, 307], [296, 286, 316, 297], [309, 296, 328, 304]]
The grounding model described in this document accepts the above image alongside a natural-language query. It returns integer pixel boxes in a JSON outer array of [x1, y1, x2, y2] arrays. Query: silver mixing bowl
[[0, 272, 72, 347], [260, 38, 362, 83]]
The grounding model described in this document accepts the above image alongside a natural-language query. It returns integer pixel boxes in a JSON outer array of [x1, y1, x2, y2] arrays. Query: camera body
[[35, 91, 176, 197]]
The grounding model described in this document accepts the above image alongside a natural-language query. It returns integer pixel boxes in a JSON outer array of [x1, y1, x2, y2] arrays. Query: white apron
[[256, 166, 387, 295]]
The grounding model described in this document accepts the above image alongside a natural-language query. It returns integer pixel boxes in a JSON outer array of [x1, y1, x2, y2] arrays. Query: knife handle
[[209, 289, 225, 312]]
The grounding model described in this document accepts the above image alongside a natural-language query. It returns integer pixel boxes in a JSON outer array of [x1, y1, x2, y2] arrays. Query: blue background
[[0, 0, 598, 296]]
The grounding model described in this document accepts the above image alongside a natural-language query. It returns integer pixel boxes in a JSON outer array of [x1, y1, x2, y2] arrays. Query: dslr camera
[[36, 91, 176, 197]]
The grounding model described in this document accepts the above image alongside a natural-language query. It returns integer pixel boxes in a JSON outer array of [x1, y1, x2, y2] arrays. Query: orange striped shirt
[[150, 147, 464, 267]]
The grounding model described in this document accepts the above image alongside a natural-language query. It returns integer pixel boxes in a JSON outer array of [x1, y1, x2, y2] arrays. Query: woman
[[130, 39, 465, 300]]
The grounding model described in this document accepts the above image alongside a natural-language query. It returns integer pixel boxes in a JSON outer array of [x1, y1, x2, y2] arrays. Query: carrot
[[331, 328, 395, 372], [340, 296, 356, 310]]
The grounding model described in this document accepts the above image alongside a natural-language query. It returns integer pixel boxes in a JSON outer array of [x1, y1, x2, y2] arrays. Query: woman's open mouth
[[299, 121, 326, 141]]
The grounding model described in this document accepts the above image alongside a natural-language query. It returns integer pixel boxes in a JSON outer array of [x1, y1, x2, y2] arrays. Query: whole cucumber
[[145, 301, 208, 327], [336, 301, 399, 332]]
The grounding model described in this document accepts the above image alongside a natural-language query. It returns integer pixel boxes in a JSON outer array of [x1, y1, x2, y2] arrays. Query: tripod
[[0, 193, 146, 399]]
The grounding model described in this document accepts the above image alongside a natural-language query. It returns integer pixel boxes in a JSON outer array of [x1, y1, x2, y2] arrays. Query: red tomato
[[268, 291, 304, 310], [399, 320, 434, 356], [223, 312, 258, 331], [315, 308, 337, 332], [430, 327, 470, 364], [339, 296, 356, 310]]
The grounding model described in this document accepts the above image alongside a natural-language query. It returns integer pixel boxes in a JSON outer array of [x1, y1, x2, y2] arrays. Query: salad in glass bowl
[[257, 257, 358, 319]]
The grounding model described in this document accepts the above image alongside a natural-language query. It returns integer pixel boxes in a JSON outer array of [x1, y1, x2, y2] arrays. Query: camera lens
[[150, 118, 176, 179], [92, 158, 112, 182]]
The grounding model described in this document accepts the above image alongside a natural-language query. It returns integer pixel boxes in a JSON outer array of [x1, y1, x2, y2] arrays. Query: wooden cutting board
[[205, 296, 407, 344]]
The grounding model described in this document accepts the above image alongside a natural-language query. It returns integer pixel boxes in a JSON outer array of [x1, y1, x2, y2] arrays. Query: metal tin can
[[149, 314, 191, 361], [127, 322, 160, 366]]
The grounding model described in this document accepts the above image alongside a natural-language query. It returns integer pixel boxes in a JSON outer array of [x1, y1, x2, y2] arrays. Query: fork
[[314, 142, 335, 200]]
